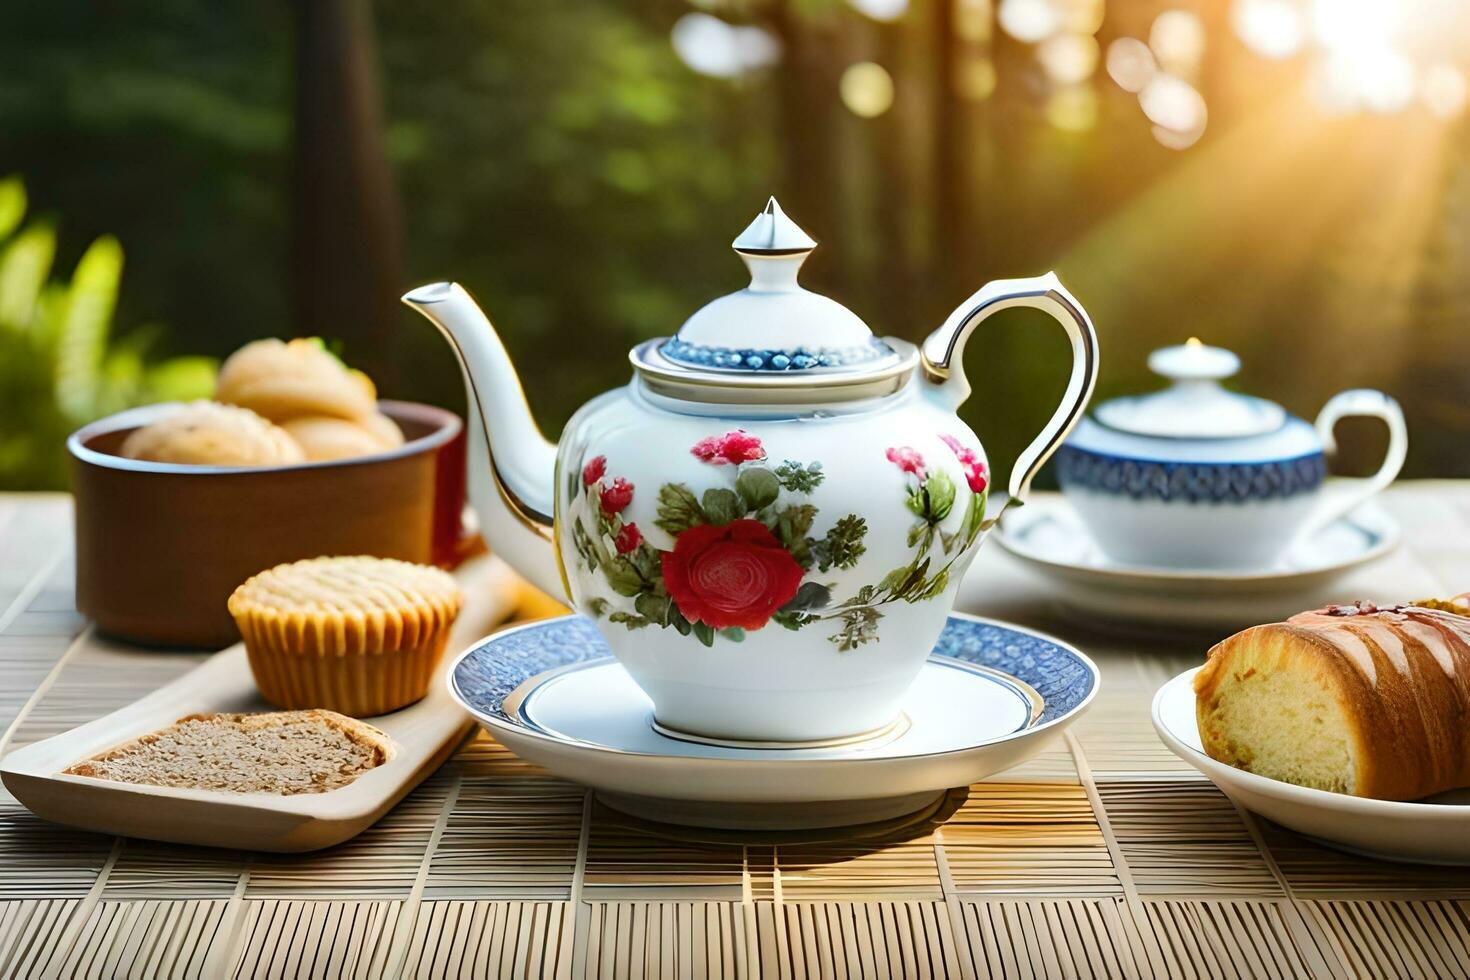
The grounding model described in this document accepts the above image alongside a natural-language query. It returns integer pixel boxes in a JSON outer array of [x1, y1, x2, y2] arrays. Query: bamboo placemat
[[2, 487, 1470, 978]]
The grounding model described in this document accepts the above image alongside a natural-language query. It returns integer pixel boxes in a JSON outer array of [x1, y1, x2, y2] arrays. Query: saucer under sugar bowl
[[1054, 339, 1407, 570]]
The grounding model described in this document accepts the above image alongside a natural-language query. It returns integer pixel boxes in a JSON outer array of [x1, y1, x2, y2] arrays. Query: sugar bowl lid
[[1094, 339, 1285, 439], [1067, 339, 1322, 463], [630, 198, 916, 403]]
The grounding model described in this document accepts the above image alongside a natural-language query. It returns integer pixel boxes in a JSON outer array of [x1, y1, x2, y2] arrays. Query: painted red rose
[[691, 430, 765, 465], [661, 519, 804, 630], [582, 455, 606, 487], [614, 522, 643, 554], [599, 477, 634, 514], [885, 445, 926, 477]]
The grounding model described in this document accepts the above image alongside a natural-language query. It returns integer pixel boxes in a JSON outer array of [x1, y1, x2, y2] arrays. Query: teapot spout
[[401, 282, 565, 599]]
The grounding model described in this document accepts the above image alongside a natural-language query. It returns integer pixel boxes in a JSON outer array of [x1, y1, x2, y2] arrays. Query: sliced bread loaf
[[1195, 601, 1470, 799], [63, 709, 392, 795]]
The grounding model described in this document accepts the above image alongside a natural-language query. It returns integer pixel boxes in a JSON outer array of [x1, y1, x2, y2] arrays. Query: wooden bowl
[[69, 400, 465, 648]]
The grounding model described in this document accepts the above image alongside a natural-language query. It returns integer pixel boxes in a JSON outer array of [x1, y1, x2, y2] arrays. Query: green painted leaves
[[813, 515, 867, 572], [774, 503, 816, 568], [634, 592, 673, 625], [773, 459, 825, 494], [702, 487, 744, 525], [906, 468, 955, 523], [655, 483, 705, 535], [736, 466, 781, 510], [831, 606, 883, 651], [783, 581, 832, 612], [602, 556, 646, 597], [926, 469, 956, 522]]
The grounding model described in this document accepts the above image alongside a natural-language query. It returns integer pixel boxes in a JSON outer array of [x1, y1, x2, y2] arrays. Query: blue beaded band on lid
[[659, 336, 895, 372], [1055, 446, 1326, 503]]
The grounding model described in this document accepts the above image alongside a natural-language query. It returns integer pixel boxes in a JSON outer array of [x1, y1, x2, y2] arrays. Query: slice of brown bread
[[63, 710, 393, 795]]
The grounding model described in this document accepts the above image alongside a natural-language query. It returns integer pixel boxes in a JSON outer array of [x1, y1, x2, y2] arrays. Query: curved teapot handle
[[1295, 389, 1407, 543], [921, 272, 1099, 505]]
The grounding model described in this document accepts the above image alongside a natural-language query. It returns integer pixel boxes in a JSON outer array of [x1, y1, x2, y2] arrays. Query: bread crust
[[1195, 606, 1470, 800]]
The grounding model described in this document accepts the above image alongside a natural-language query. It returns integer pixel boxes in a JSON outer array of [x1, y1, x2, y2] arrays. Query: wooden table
[[1, 485, 1469, 978]]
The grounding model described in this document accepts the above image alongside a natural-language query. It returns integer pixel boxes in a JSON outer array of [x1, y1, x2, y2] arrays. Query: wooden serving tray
[[0, 556, 520, 852]]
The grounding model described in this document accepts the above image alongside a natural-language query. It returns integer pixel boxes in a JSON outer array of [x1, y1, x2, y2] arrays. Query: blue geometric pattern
[[659, 336, 894, 372], [1055, 446, 1326, 503], [454, 616, 608, 721], [931, 618, 1095, 723], [453, 614, 1095, 728]]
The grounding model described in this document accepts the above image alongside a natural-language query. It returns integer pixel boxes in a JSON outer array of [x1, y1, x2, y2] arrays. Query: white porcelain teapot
[[404, 198, 1099, 742]]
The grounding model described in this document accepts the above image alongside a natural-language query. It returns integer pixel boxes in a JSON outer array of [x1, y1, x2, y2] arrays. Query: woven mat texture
[[2, 487, 1469, 979]]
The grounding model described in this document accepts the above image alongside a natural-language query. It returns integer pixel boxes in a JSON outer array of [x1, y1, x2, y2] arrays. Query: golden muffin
[[229, 556, 462, 717], [120, 401, 304, 467], [282, 413, 403, 462], [217, 338, 377, 423]]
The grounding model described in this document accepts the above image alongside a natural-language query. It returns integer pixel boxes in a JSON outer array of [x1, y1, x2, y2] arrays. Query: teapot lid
[[1092, 339, 1286, 439], [630, 198, 916, 403]]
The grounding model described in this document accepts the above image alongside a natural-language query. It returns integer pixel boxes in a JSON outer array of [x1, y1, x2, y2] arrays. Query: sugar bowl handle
[[1298, 389, 1408, 541], [921, 272, 1100, 504]]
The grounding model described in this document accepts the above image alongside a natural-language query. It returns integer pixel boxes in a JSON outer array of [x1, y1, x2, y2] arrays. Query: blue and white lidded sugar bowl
[[1054, 339, 1407, 570]]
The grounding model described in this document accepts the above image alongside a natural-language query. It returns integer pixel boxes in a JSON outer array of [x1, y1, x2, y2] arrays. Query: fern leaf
[[0, 224, 56, 332], [54, 235, 123, 421]]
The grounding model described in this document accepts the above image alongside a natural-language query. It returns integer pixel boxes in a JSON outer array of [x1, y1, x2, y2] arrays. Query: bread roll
[[282, 413, 403, 462], [120, 401, 304, 467], [216, 338, 377, 422], [1194, 600, 1470, 799]]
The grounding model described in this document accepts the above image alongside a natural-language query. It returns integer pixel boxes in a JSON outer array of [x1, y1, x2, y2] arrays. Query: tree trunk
[[291, 0, 404, 386]]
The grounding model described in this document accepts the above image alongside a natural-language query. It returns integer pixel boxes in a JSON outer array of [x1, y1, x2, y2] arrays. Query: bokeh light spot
[[1039, 34, 1100, 85], [840, 62, 896, 118], [671, 14, 781, 79], [1139, 73, 1207, 134], [1314, 47, 1415, 114], [1150, 10, 1206, 76], [1312, 0, 1402, 56], [1106, 37, 1157, 93], [1231, 0, 1305, 60], [954, 57, 999, 101], [847, 0, 910, 23], [1055, 0, 1105, 36], [998, 0, 1060, 44], [1152, 124, 1203, 150]]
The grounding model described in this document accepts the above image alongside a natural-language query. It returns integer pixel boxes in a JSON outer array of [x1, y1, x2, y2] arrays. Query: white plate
[[995, 496, 1399, 631], [449, 613, 1099, 829], [1153, 668, 1470, 865]]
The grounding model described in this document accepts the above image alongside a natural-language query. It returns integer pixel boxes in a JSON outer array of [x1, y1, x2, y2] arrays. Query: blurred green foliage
[[0, 177, 215, 487], [1, 0, 1466, 491]]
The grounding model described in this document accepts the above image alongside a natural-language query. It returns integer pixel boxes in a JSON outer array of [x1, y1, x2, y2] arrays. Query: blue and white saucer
[[995, 496, 1399, 632], [449, 613, 1098, 829]]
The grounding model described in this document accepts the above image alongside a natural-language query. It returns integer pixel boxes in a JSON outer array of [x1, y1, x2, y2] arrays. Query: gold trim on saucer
[[648, 712, 912, 751]]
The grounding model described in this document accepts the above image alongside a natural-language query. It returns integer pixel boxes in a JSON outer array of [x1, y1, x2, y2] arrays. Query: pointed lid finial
[[631, 195, 913, 393], [732, 197, 817, 254]]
